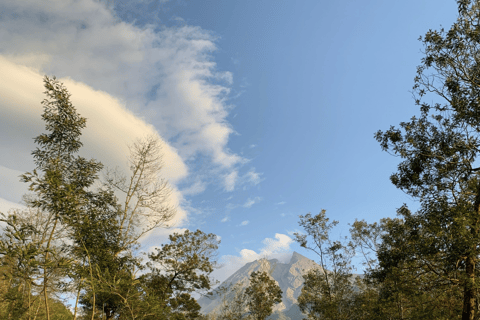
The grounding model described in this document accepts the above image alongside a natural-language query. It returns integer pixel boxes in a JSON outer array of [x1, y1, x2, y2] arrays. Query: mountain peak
[[290, 251, 304, 263], [198, 251, 319, 317]]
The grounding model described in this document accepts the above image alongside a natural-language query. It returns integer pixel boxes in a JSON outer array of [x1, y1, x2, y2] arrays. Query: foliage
[[0, 76, 222, 320], [78, 135, 176, 320], [294, 210, 356, 320], [374, 0, 480, 318], [213, 269, 282, 320], [244, 271, 282, 320], [136, 229, 220, 319], [14, 75, 110, 320], [215, 282, 248, 320]]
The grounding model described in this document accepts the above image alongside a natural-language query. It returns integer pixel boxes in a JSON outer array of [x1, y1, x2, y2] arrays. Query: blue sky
[[0, 0, 459, 281]]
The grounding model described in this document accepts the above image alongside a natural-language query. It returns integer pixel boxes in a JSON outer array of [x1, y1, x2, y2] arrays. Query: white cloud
[[262, 234, 293, 253], [0, 56, 188, 232], [142, 227, 188, 255], [243, 197, 262, 208], [0, 0, 245, 197], [224, 170, 238, 192], [244, 169, 263, 186], [0, 198, 26, 214], [221, 216, 230, 223], [223, 168, 264, 192], [0, 166, 28, 204], [181, 179, 207, 196], [231, 168, 264, 191], [239, 220, 249, 226], [225, 203, 238, 211], [213, 233, 294, 283]]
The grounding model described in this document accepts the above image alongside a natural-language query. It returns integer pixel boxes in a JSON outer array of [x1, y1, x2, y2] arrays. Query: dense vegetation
[[0, 76, 224, 320], [290, 1, 480, 319], [3, 0, 480, 319], [0, 75, 283, 319]]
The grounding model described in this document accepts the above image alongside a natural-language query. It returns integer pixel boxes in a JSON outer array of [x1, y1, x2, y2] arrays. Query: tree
[[0, 76, 219, 319], [139, 229, 220, 319], [375, 1, 480, 319], [73, 194, 135, 320], [244, 271, 282, 320], [76, 136, 176, 320], [0, 209, 43, 319], [348, 219, 391, 320], [0, 209, 74, 320], [294, 210, 356, 320], [4, 76, 128, 320], [17, 76, 108, 320], [0, 207, 73, 320], [216, 282, 248, 320], [372, 215, 463, 319], [104, 135, 176, 253]]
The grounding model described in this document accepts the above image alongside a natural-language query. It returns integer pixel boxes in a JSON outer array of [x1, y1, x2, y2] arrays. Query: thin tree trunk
[[462, 254, 475, 320], [33, 302, 41, 320], [91, 293, 96, 320], [43, 218, 58, 320], [28, 282, 32, 320], [73, 282, 82, 320], [84, 247, 95, 320]]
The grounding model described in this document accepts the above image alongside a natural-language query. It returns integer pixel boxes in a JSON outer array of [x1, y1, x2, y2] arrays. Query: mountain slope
[[198, 251, 322, 317]]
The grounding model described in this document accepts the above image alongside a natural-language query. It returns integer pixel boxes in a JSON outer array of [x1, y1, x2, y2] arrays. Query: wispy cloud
[[244, 169, 263, 186], [276, 201, 286, 205], [224, 170, 238, 192], [224, 167, 264, 192], [0, 0, 247, 202], [181, 179, 207, 196], [225, 203, 238, 211], [239, 220, 249, 226], [243, 197, 262, 208]]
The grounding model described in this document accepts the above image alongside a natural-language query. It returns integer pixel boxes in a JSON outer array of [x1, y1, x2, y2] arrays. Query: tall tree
[[1, 76, 218, 319], [72, 190, 130, 320], [137, 229, 220, 319], [104, 135, 176, 253], [375, 1, 480, 318], [216, 282, 248, 320], [372, 215, 463, 319], [20, 76, 106, 320], [244, 271, 282, 320], [294, 211, 356, 320], [77, 136, 176, 319]]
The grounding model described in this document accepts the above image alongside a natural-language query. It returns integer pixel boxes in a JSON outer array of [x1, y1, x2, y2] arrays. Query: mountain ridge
[[198, 251, 322, 318]]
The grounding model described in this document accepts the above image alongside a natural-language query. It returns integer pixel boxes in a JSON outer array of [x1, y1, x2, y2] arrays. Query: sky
[[0, 0, 460, 282]]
